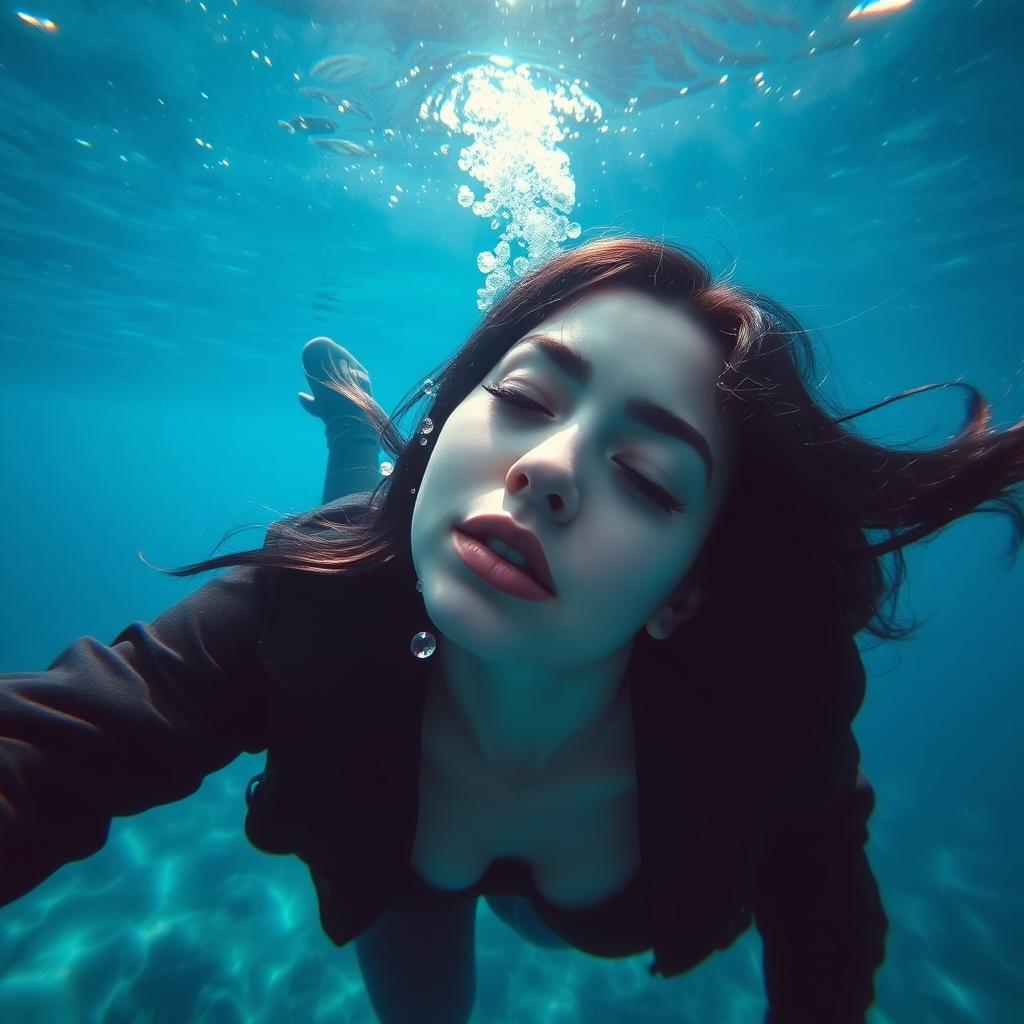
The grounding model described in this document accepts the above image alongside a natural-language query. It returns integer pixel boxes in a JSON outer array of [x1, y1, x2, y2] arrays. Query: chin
[[419, 579, 541, 662]]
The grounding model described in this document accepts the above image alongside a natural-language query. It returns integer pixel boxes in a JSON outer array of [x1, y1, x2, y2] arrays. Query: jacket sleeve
[[0, 563, 273, 909], [752, 636, 889, 1024]]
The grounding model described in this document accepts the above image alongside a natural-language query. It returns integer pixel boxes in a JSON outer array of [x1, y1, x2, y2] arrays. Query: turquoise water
[[1, 1, 1022, 1021]]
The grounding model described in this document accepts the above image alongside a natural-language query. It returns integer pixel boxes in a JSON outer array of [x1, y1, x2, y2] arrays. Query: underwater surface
[[1, 0, 1022, 1021]]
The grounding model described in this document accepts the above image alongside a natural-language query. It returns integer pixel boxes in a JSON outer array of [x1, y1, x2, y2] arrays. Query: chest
[[409, 689, 642, 909]]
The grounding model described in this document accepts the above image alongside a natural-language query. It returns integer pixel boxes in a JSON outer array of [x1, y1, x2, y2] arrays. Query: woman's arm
[[753, 768, 888, 1024], [0, 564, 273, 908], [298, 337, 381, 504], [752, 634, 889, 1023]]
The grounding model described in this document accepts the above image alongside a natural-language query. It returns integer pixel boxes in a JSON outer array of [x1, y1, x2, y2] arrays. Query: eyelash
[[482, 383, 685, 514]]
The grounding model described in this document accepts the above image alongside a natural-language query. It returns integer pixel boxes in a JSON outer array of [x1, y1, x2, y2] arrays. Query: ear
[[643, 586, 705, 641]]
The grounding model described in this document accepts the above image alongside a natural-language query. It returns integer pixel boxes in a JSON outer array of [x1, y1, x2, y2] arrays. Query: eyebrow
[[512, 334, 715, 484]]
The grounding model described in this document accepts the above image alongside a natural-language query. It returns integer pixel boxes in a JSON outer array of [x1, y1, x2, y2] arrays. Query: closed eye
[[482, 383, 686, 514]]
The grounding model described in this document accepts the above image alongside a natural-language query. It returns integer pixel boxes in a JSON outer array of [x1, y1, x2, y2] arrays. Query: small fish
[[297, 87, 373, 121], [310, 54, 370, 83], [311, 138, 372, 157], [298, 86, 344, 106], [338, 97, 372, 121], [278, 116, 337, 134]]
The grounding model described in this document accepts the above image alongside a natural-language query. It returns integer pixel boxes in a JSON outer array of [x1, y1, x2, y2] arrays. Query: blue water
[[1, 1, 1022, 1021]]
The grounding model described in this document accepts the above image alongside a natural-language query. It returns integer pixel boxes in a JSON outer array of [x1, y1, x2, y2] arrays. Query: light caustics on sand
[[419, 59, 601, 310]]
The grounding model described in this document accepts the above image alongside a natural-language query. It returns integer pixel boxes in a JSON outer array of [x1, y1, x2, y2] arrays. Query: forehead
[[508, 286, 722, 397]]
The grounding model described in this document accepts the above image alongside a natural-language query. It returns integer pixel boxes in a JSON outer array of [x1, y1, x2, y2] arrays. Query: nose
[[504, 426, 582, 520]]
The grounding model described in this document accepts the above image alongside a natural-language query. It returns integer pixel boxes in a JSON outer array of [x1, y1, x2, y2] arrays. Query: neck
[[428, 639, 635, 788]]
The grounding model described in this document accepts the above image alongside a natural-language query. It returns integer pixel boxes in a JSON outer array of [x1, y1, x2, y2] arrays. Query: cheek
[[411, 408, 487, 529], [420, 408, 472, 483], [568, 527, 639, 592], [581, 529, 697, 609], [562, 541, 686, 649], [426, 406, 495, 484]]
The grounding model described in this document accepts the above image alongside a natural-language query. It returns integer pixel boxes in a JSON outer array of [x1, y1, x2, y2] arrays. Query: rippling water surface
[[1, 2, 1022, 1021]]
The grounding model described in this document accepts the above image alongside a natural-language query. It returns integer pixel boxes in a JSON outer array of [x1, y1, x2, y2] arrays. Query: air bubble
[[415, 578, 423, 592], [431, 62, 599, 311], [419, 417, 434, 435], [410, 631, 436, 658], [419, 436, 428, 446], [380, 461, 394, 477], [485, 268, 511, 292]]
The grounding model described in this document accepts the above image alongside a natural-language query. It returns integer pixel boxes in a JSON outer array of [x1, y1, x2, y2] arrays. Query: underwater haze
[[1, 0, 1023, 1021]]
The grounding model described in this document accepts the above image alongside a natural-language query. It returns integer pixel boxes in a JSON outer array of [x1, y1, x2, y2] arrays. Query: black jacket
[[0, 491, 888, 1022]]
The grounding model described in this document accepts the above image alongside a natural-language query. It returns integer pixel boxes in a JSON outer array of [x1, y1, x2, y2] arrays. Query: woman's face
[[410, 285, 735, 668]]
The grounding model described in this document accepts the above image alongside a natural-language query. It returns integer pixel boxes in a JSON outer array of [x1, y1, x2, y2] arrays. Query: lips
[[455, 514, 556, 595]]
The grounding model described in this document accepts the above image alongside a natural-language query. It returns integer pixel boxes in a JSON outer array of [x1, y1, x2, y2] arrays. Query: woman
[[2, 238, 1022, 1023]]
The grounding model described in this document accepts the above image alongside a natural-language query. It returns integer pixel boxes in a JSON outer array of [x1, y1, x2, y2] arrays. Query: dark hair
[[166, 237, 1024, 642]]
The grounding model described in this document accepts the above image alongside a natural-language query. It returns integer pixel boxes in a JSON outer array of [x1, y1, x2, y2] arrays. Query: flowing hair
[[164, 238, 1024, 642]]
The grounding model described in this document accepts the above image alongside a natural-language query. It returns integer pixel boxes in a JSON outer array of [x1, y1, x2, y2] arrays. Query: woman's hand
[[297, 336, 374, 422]]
